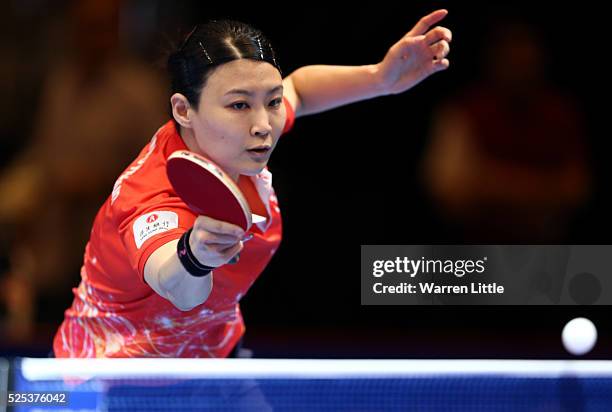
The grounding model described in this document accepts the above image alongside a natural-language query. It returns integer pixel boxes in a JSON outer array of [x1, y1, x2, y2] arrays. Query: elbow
[[174, 300, 202, 312], [168, 281, 213, 312], [172, 291, 210, 312]]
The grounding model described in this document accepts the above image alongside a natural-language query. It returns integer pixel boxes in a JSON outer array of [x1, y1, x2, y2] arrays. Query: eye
[[230, 102, 249, 110], [269, 98, 283, 108]]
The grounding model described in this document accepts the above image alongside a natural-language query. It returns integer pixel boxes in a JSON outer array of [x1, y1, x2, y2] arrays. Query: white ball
[[562, 317, 597, 356]]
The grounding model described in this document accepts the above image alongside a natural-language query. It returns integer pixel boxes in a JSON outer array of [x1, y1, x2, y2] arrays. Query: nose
[[250, 109, 273, 138]]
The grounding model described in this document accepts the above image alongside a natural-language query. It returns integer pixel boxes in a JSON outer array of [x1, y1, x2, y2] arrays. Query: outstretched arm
[[282, 10, 452, 117]]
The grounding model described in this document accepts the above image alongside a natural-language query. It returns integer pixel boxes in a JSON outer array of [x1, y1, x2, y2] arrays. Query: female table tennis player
[[53, 10, 451, 357]]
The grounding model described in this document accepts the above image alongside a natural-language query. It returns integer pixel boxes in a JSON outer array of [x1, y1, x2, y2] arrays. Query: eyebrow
[[224, 85, 283, 97]]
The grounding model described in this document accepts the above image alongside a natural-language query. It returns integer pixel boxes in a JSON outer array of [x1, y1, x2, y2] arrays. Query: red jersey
[[53, 98, 295, 357]]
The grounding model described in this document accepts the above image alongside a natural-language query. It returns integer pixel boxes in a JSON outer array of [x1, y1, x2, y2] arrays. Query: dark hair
[[167, 20, 281, 126]]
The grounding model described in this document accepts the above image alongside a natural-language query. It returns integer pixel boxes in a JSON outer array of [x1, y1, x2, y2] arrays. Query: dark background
[[1, 1, 611, 358]]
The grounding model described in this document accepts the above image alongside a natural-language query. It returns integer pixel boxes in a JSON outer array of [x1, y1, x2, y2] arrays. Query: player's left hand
[[377, 9, 452, 95]]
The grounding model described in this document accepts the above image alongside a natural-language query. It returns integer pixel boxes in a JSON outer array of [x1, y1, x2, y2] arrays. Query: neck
[[178, 125, 197, 152]]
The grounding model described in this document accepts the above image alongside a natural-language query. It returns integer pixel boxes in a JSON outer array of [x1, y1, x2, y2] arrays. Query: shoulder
[[110, 121, 184, 212]]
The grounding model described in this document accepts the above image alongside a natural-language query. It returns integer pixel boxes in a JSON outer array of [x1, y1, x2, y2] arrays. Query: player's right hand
[[188, 215, 247, 267]]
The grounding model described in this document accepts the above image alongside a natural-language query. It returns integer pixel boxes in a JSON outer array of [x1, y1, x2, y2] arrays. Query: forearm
[[287, 64, 385, 117], [144, 240, 213, 311]]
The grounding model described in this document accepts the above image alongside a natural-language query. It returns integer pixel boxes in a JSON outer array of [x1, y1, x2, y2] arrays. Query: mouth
[[246, 146, 272, 156]]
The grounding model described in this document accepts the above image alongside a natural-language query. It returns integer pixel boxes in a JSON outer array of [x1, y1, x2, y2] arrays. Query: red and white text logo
[[146, 214, 158, 223], [133, 211, 179, 249]]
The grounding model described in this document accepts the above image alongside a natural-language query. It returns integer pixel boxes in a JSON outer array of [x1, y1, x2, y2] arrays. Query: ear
[[170, 93, 193, 129]]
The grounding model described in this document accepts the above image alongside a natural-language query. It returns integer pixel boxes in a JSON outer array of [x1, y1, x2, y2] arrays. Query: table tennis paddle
[[167, 150, 265, 263]]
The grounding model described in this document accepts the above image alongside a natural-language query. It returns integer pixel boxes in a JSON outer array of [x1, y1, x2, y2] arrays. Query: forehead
[[204, 59, 282, 95]]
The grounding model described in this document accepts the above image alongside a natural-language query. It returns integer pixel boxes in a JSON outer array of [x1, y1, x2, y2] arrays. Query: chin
[[241, 166, 266, 177]]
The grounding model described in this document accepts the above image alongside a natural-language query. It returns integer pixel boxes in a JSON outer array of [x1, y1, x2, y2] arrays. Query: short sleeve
[[282, 96, 296, 134], [116, 195, 197, 281]]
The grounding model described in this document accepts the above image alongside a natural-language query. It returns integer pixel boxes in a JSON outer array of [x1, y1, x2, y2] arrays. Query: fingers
[[407, 15, 452, 63], [198, 232, 238, 246], [199, 240, 243, 267], [213, 240, 243, 266], [190, 228, 244, 267], [430, 40, 450, 61], [432, 58, 450, 72], [408, 9, 448, 37], [424, 26, 452, 45], [188, 215, 248, 267], [218, 240, 243, 256]]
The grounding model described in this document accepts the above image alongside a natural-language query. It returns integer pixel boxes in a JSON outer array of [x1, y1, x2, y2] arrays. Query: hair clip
[[198, 41, 213, 64], [257, 37, 264, 59], [179, 25, 198, 51]]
